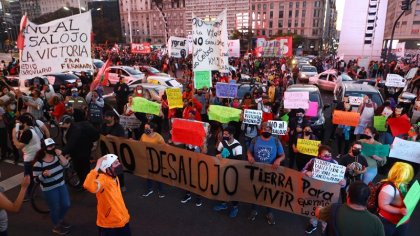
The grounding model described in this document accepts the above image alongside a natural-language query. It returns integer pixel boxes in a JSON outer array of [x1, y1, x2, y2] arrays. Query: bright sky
[[336, 0, 345, 31]]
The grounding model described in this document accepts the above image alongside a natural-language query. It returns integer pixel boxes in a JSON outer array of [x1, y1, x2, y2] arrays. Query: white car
[[147, 75, 183, 91], [105, 66, 145, 86], [299, 66, 318, 83], [126, 82, 167, 102]]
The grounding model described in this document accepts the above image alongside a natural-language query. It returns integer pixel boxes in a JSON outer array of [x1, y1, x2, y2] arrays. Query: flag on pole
[[90, 59, 111, 91], [17, 14, 28, 50]]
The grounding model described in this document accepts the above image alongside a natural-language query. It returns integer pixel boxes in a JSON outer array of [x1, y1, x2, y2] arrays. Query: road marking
[[3, 159, 24, 167], [0, 172, 24, 192]]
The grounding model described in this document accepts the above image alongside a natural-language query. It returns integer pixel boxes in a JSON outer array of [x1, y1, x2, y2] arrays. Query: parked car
[[236, 82, 265, 100], [105, 66, 145, 86], [43, 73, 79, 91], [298, 65, 318, 83], [309, 69, 353, 91], [138, 66, 170, 77], [126, 82, 166, 102], [147, 75, 183, 90], [334, 83, 384, 112]]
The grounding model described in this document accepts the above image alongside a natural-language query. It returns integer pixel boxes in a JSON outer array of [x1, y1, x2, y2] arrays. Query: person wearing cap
[[83, 154, 131, 235], [33, 138, 71, 235], [67, 87, 87, 111]]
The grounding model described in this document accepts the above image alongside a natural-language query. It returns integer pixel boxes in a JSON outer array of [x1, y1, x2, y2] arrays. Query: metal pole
[[386, 10, 405, 63], [78, 0, 82, 14]]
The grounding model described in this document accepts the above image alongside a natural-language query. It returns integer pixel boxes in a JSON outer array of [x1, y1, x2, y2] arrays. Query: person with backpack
[[213, 126, 243, 218], [316, 181, 385, 236], [377, 162, 414, 236], [247, 122, 285, 225]]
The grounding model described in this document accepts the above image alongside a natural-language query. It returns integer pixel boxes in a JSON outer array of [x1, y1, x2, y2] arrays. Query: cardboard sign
[[132, 97, 161, 115], [349, 96, 363, 106], [228, 39, 240, 58], [387, 115, 411, 137], [374, 116, 387, 132], [297, 139, 321, 157], [131, 42, 151, 54], [255, 37, 293, 57], [243, 109, 263, 125], [172, 118, 207, 147], [305, 102, 318, 117], [99, 135, 340, 218], [167, 36, 188, 58], [385, 74, 405, 88], [20, 11, 93, 79], [397, 180, 420, 227], [268, 120, 288, 135], [361, 143, 390, 157], [119, 115, 141, 129], [215, 82, 237, 98], [208, 105, 242, 123], [194, 71, 212, 89], [332, 110, 360, 127], [389, 137, 420, 164], [312, 159, 346, 183], [166, 88, 183, 109], [284, 92, 309, 109]]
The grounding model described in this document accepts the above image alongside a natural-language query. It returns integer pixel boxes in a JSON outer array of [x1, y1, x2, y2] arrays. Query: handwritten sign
[[243, 109, 263, 125], [361, 143, 390, 157], [387, 115, 411, 136], [385, 74, 405, 88], [268, 120, 288, 135], [172, 118, 207, 146], [228, 39, 240, 58], [167, 36, 188, 58], [284, 92, 309, 109], [389, 137, 420, 164], [208, 105, 242, 123], [374, 116, 387, 132], [397, 180, 420, 227], [132, 97, 161, 115], [332, 110, 360, 127], [194, 71, 212, 89], [20, 11, 92, 79], [215, 82, 237, 98], [349, 96, 363, 106], [165, 88, 183, 109], [119, 115, 141, 129], [192, 10, 229, 72], [305, 102, 318, 117], [297, 139, 321, 156], [312, 159, 346, 183], [255, 37, 293, 57], [131, 42, 151, 54]]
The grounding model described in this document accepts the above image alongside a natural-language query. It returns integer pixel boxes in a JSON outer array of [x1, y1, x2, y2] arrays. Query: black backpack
[[367, 181, 396, 214], [221, 140, 241, 160]]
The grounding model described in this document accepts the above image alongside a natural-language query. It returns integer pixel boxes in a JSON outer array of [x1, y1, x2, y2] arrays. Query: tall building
[[38, 0, 90, 15], [89, 0, 122, 43], [18, 0, 41, 20], [337, 0, 388, 61]]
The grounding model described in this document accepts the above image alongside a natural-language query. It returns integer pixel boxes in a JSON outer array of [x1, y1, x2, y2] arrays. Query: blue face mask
[[72, 92, 78, 98]]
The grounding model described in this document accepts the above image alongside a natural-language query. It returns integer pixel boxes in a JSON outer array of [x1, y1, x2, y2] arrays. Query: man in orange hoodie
[[83, 154, 131, 236]]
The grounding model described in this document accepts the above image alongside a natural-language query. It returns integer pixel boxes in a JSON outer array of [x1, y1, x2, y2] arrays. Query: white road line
[[2, 159, 24, 167], [0, 172, 24, 192]]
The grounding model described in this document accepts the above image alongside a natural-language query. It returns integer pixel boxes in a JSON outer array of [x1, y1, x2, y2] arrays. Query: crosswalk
[[0, 160, 24, 192]]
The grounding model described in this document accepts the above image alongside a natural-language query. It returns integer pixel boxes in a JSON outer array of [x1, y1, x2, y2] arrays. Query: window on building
[[295, 20, 298, 27], [269, 30, 272, 36], [289, 10, 292, 17], [295, 10, 299, 17], [289, 2, 293, 8], [296, 2, 300, 8], [278, 21, 283, 28], [302, 10, 306, 17], [301, 21, 305, 27], [288, 19, 292, 27], [279, 11, 283, 18], [312, 29, 318, 36], [315, 1, 320, 7], [258, 4, 261, 10], [270, 11, 273, 18], [252, 4, 255, 10], [413, 21, 420, 24], [301, 29, 304, 35], [263, 4, 267, 10], [294, 29, 298, 34], [269, 21, 273, 28], [262, 30, 266, 35], [415, 10, 420, 16], [270, 3, 274, 9], [303, 1, 307, 7], [402, 21, 407, 25]]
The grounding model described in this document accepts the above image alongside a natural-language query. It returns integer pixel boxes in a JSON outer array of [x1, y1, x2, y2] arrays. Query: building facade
[[38, 0, 90, 15]]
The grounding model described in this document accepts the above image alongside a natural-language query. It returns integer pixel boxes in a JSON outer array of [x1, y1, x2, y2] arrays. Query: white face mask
[[137, 90, 143, 94], [382, 107, 393, 118]]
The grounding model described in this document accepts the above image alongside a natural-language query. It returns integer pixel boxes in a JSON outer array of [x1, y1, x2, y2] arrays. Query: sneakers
[[59, 221, 71, 229], [213, 203, 228, 211], [229, 206, 239, 218], [158, 192, 166, 198], [248, 210, 258, 221], [142, 190, 154, 197], [195, 198, 203, 207], [52, 225, 69, 235], [305, 224, 317, 234], [180, 194, 191, 203], [266, 213, 275, 225]]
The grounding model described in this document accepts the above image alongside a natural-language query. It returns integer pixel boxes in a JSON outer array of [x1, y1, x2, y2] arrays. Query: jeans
[[146, 180, 162, 193], [43, 184, 71, 226], [23, 162, 34, 196], [98, 223, 131, 236], [362, 167, 378, 184], [380, 216, 409, 236], [251, 204, 272, 215]]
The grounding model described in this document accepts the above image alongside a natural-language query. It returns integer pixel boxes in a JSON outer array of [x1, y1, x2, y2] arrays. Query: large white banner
[[167, 36, 188, 58], [395, 42, 406, 58], [192, 9, 229, 72], [228, 39, 240, 58], [20, 11, 92, 80], [389, 137, 420, 164]]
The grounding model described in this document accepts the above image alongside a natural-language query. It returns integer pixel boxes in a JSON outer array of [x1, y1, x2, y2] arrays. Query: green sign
[[132, 97, 161, 115], [361, 142, 390, 158], [374, 116, 387, 132], [194, 71, 212, 89], [397, 180, 420, 227], [208, 105, 241, 124], [280, 114, 289, 122]]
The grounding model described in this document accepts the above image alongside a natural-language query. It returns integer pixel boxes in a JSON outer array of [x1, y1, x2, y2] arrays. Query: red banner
[[255, 36, 293, 57], [131, 42, 151, 54], [172, 119, 206, 147], [387, 115, 411, 137]]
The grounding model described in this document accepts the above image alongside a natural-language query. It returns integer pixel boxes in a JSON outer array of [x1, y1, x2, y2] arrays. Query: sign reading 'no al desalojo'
[[268, 120, 288, 135]]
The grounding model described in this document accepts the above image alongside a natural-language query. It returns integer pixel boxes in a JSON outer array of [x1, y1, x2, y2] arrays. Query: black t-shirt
[[19, 129, 32, 144], [100, 123, 125, 138], [338, 154, 368, 180]]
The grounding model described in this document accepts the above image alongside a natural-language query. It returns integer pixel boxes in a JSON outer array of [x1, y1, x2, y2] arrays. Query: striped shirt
[[33, 156, 69, 191]]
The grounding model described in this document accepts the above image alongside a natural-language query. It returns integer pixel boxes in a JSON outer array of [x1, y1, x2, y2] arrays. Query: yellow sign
[[297, 139, 321, 156], [166, 88, 183, 109]]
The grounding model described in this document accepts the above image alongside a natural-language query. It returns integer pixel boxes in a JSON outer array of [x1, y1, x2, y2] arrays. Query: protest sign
[[361, 143, 390, 157], [284, 92, 309, 109], [132, 97, 161, 115], [297, 139, 321, 156], [397, 180, 420, 227], [131, 42, 151, 54], [268, 120, 288, 135], [281, 114, 289, 122], [215, 82, 237, 98], [20, 11, 93, 79], [332, 111, 360, 127], [312, 159, 346, 183], [389, 137, 420, 164], [374, 116, 387, 132], [167, 36, 188, 58], [119, 115, 141, 129], [194, 71, 212, 89], [411, 109, 420, 124], [99, 135, 340, 218], [172, 118, 207, 147], [243, 109, 263, 125], [306, 102, 318, 117], [349, 96, 363, 106], [255, 37, 293, 57], [387, 115, 411, 136], [165, 88, 183, 109], [208, 105, 241, 123], [228, 39, 240, 58], [192, 10, 229, 72], [385, 74, 406, 88]]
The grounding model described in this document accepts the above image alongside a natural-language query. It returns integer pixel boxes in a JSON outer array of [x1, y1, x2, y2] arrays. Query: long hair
[[383, 162, 414, 189]]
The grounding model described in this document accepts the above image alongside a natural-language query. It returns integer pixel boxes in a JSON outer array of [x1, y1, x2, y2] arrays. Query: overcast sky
[[336, 0, 345, 31]]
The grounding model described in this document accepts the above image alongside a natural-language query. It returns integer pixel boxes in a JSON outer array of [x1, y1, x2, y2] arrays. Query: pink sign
[[306, 102, 318, 117]]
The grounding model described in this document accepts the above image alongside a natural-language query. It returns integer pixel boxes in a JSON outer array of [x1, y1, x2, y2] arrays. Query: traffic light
[[401, 0, 411, 11]]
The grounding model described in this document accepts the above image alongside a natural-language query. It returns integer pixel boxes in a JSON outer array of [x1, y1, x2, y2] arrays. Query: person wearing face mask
[[302, 145, 346, 234], [355, 95, 377, 138], [288, 109, 309, 169], [240, 92, 257, 110], [83, 154, 131, 236], [182, 99, 201, 121], [25, 89, 44, 120], [67, 87, 87, 111], [359, 127, 387, 185], [292, 125, 319, 171], [113, 76, 130, 115], [133, 85, 144, 98], [33, 138, 71, 235], [87, 90, 104, 129], [247, 122, 285, 225], [193, 88, 209, 122]]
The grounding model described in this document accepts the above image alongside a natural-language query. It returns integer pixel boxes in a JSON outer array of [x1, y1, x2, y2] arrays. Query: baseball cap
[[44, 138, 55, 147], [71, 87, 78, 92]]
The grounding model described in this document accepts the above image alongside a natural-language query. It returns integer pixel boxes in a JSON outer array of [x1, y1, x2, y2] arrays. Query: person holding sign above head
[[355, 95, 377, 138], [359, 127, 387, 185], [287, 109, 309, 169], [247, 122, 285, 225], [335, 101, 354, 155]]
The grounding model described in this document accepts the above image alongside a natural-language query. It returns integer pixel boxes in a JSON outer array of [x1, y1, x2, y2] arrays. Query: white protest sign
[[395, 42, 405, 58], [167, 36, 188, 58], [389, 137, 420, 164], [243, 109, 262, 125], [312, 159, 346, 183], [187, 34, 193, 54], [20, 11, 92, 79], [119, 115, 142, 129], [385, 74, 406, 88], [268, 120, 288, 135], [192, 10, 229, 72], [349, 96, 363, 106], [283, 91, 309, 109], [228, 39, 240, 58]]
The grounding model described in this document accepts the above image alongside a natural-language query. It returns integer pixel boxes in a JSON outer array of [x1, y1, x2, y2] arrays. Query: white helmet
[[100, 154, 118, 173]]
